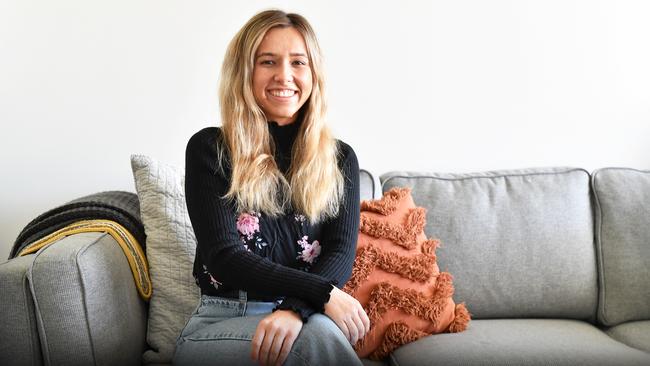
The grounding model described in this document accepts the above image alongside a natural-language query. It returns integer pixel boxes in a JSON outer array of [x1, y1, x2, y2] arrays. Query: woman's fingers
[[252, 311, 303, 366], [251, 326, 266, 362], [336, 318, 351, 343], [267, 328, 286, 366], [346, 316, 359, 345], [324, 286, 373, 344], [351, 311, 366, 341], [359, 307, 371, 336], [275, 329, 299, 366], [259, 328, 276, 366]]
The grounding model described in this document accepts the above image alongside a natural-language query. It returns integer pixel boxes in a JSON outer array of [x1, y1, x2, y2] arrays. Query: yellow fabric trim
[[18, 219, 152, 301]]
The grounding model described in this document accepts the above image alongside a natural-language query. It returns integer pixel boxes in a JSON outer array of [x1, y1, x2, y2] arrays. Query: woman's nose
[[273, 61, 293, 83]]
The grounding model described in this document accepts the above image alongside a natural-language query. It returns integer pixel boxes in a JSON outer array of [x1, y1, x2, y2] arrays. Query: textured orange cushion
[[343, 187, 471, 360]]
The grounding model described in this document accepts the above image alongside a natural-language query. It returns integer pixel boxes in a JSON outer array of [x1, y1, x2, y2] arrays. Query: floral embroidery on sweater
[[293, 212, 322, 268], [234, 210, 321, 270], [296, 235, 321, 264], [202, 264, 222, 290], [236, 211, 268, 252], [294, 213, 307, 223]]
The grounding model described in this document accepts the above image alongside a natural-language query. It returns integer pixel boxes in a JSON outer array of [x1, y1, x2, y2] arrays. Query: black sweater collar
[[267, 115, 303, 152]]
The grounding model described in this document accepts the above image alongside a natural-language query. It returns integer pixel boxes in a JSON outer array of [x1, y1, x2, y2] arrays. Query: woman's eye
[[259, 60, 307, 66]]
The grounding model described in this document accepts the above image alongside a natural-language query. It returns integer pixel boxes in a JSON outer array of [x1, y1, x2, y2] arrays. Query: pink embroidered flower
[[298, 240, 321, 264], [297, 235, 309, 248], [237, 212, 259, 239]]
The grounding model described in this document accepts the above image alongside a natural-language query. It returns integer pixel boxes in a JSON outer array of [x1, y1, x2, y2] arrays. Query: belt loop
[[239, 289, 248, 314]]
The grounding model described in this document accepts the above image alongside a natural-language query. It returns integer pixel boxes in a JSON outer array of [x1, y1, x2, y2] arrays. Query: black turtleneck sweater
[[184, 119, 360, 322]]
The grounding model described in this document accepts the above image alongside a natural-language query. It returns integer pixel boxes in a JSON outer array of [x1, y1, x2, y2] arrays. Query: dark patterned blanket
[[10, 190, 146, 259]]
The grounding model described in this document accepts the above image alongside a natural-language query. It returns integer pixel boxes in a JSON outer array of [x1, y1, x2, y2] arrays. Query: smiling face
[[252, 26, 313, 126]]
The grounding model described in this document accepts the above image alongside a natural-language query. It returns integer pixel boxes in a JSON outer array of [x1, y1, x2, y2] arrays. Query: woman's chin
[[266, 111, 300, 124]]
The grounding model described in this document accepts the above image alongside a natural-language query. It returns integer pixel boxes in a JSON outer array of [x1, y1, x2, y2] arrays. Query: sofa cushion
[[592, 168, 650, 326], [381, 168, 597, 320], [389, 319, 650, 366], [131, 154, 200, 364], [27, 232, 146, 366], [359, 169, 377, 200], [0, 254, 43, 366], [344, 187, 470, 360], [606, 320, 650, 353]]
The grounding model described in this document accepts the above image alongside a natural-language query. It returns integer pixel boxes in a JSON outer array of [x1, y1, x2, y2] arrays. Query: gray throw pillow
[[130, 154, 200, 364]]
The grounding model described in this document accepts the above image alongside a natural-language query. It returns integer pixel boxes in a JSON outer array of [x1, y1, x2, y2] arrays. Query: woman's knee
[[173, 313, 360, 366], [290, 314, 362, 365], [174, 335, 312, 366], [300, 314, 347, 341]]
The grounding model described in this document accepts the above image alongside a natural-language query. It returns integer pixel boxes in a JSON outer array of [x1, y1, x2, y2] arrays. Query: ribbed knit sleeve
[[185, 128, 336, 310], [274, 141, 361, 319]]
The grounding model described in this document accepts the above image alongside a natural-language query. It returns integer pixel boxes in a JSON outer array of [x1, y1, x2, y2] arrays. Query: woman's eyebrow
[[255, 52, 307, 59]]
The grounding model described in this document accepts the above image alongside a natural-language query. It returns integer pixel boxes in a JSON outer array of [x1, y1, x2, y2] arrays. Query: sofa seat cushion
[[389, 319, 650, 366], [606, 320, 650, 353], [362, 359, 388, 366]]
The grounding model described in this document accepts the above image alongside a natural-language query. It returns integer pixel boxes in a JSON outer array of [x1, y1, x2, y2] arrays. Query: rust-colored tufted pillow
[[343, 186, 471, 360]]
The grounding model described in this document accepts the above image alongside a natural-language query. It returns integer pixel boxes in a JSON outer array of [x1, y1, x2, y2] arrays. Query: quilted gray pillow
[[130, 154, 200, 364]]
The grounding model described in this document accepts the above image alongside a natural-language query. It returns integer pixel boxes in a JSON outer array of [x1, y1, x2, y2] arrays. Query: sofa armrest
[[0, 254, 44, 366], [24, 232, 147, 366]]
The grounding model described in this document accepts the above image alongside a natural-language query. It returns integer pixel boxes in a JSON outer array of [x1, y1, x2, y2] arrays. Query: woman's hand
[[324, 286, 371, 345], [251, 310, 303, 366]]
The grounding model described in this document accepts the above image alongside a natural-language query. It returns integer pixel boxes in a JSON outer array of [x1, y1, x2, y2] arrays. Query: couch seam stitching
[[591, 169, 609, 326], [27, 244, 52, 366], [76, 232, 112, 366], [389, 352, 400, 366], [381, 168, 589, 188], [20, 259, 39, 366]]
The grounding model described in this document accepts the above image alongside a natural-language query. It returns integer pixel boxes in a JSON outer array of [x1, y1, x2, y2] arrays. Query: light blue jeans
[[172, 291, 363, 366]]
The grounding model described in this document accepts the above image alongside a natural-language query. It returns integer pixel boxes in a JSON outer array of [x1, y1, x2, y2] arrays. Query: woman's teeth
[[269, 90, 296, 97]]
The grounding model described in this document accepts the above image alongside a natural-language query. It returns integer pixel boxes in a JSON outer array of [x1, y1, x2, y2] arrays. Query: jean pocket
[[199, 294, 242, 309], [177, 300, 202, 341], [179, 297, 243, 340]]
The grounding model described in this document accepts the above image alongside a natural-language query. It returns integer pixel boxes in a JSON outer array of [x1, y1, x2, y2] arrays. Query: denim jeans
[[172, 291, 363, 366]]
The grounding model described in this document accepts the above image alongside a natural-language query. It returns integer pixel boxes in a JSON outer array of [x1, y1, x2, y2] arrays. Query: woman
[[172, 9, 369, 366]]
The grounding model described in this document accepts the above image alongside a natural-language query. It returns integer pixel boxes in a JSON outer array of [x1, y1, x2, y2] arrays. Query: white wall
[[2, 0, 649, 259]]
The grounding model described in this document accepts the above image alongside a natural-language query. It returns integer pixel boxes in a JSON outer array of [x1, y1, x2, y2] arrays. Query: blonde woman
[[173, 9, 369, 366]]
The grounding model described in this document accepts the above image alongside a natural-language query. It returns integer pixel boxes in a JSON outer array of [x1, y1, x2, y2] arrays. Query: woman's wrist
[[318, 281, 339, 310], [274, 297, 315, 322]]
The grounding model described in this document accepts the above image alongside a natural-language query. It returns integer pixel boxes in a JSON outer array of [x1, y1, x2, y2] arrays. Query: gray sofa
[[2, 167, 649, 366]]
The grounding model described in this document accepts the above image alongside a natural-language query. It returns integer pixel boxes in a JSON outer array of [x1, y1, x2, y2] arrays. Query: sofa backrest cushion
[[381, 167, 597, 320], [359, 169, 378, 201], [592, 168, 650, 326]]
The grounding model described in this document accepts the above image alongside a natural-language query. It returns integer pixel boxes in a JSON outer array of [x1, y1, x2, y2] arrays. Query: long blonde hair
[[217, 9, 345, 224]]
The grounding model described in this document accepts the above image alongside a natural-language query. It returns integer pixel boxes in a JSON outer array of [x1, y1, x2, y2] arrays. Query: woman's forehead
[[256, 27, 308, 56]]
